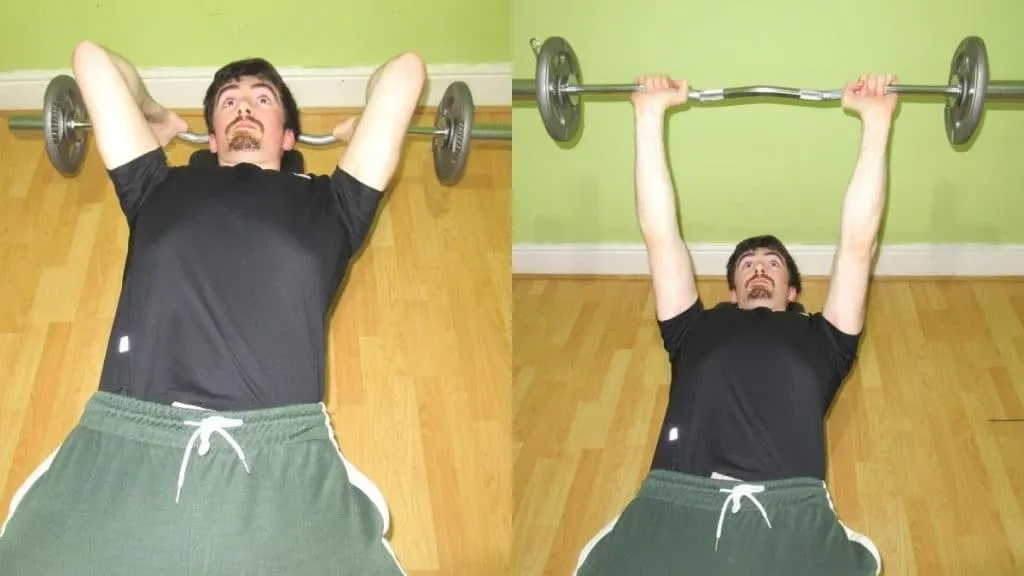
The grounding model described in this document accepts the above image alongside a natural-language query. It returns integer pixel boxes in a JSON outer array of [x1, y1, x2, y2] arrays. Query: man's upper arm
[[822, 244, 874, 336], [657, 297, 704, 361], [814, 312, 862, 387], [108, 149, 170, 224], [71, 41, 159, 171], [647, 235, 699, 322], [327, 168, 385, 254]]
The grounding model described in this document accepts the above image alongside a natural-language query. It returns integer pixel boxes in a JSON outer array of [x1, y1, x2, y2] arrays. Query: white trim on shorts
[[822, 481, 882, 576], [319, 403, 407, 575], [0, 444, 62, 539], [573, 513, 621, 575]]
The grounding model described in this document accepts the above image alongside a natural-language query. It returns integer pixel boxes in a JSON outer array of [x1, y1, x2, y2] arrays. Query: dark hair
[[202, 58, 301, 138], [726, 234, 802, 295]]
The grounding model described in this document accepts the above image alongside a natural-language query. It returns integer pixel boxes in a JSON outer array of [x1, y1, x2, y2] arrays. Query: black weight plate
[[432, 81, 474, 185], [42, 74, 88, 175], [945, 36, 988, 146], [535, 37, 581, 142], [41, 75, 89, 175]]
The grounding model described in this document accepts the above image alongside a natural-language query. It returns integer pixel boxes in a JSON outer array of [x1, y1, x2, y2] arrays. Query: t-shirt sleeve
[[656, 298, 705, 360], [812, 312, 862, 381], [106, 148, 170, 226], [326, 167, 384, 254]]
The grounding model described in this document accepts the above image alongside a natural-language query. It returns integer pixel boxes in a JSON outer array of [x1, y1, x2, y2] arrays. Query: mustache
[[229, 117, 264, 132], [745, 274, 773, 289]]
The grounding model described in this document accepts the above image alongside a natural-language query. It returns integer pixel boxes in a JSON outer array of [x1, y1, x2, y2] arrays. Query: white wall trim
[[512, 242, 1024, 277], [0, 63, 512, 111]]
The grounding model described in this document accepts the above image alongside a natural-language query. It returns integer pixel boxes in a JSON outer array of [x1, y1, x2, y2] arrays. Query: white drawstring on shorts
[[714, 484, 772, 551], [175, 415, 250, 503]]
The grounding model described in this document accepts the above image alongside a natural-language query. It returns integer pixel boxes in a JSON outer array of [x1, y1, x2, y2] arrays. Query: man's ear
[[208, 133, 218, 154], [283, 128, 296, 151], [788, 286, 798, 302], [729, 289, 738, 304]]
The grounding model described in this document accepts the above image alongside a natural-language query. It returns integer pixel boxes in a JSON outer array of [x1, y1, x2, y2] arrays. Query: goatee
[[747, 283, 773, 300], [228, 133, 261, 152]]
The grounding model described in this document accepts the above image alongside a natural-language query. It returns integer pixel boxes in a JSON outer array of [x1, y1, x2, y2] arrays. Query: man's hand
[[630, 75, 689, 116], [841, 74, 899, 126], [331, 116, 359, 143], [147, 108, 189, 148]]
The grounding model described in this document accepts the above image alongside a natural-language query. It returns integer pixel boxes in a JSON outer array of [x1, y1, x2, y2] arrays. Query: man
[[0, 40, 424, 575], [573, 73, 896, 575]]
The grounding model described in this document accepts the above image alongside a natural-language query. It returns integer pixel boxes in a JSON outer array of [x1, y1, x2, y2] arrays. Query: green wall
[[0, 0, 510, 70], [513, 0, 1024, 245]]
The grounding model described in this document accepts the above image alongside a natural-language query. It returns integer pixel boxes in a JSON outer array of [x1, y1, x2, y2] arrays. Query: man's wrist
[[139, 98, 165, 122], [633, 106, 666, 127], [860, 117, 892, 145]]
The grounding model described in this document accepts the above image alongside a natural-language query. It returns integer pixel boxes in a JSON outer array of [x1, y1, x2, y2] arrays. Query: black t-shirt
[[96, 148, 383, 411], [649, 298, 861, 481]]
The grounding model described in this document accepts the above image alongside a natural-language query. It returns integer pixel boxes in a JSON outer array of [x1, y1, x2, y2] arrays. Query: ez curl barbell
[[8, 75, 512, 185], [513, 35, 1019, 147]]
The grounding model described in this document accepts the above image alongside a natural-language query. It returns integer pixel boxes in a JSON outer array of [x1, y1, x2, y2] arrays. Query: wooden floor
[[0, 108, 511, 576], [513, 276, 1024, 576]]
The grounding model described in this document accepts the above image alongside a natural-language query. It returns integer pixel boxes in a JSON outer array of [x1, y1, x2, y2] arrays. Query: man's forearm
[[634, 109, 681, 240], [838, 120, 891, 253], [366, 66, 385, 101], [81, 42, 162, 119]]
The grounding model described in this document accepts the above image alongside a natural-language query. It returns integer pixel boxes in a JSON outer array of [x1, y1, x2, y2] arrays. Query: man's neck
[[218, 158, 281, 171]]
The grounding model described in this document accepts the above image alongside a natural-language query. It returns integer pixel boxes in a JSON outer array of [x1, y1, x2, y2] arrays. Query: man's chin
[[227, 139, 261, 152]]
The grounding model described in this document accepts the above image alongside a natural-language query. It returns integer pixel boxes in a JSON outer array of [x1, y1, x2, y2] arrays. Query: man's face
[[208, 75, 295, 169], [729, 248, 798, 311]]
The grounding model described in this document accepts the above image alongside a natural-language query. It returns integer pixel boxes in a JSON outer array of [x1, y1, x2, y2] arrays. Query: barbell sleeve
[[980, 81, 1024, 98], [456, 124, 513, 140], [7, 116, 511, 144], [7, 116, 44, 131], [512, 79, 535, 96], [886, 84, 962, 97]]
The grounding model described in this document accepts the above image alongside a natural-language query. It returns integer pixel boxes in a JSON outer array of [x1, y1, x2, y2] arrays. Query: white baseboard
[[0, 63, 511, 111], [512, 243, 1024, 277]]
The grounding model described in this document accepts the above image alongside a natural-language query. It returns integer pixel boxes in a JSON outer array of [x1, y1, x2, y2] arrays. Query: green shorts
[[574, 469, 882, 576], [0, 391, 405, 575]]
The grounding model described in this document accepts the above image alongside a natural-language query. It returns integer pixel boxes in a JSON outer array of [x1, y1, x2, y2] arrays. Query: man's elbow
[[71, 40, 105, 76], [839, 234, 878, 261], [394, 52, 426, 79], [385, 52, 427, 95]]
